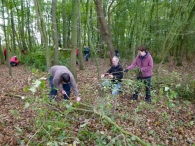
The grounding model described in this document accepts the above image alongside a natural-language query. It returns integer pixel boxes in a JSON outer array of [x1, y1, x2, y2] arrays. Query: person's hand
[[76, 97, 81, 102], [101, 74, 105, 78], [108, 74, 114, 78], [61, 90, 66, 94], [124, 69, 128, 73]]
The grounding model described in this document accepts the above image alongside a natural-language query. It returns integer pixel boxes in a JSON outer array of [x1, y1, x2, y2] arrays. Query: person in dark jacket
[[124, 45, 153, 102], [83, 46, 90, 61], [115, 50, 120, 58], [49, 65, 81, 102], [101, 56, 123, 95]]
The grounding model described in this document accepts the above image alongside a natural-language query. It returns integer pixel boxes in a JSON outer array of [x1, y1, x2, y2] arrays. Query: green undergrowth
[[13, 68, 195, 146]]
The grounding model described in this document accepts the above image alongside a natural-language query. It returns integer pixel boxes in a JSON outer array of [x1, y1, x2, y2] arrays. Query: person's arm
[[69, 74, 79, 97], [126, 56, 139, 70]]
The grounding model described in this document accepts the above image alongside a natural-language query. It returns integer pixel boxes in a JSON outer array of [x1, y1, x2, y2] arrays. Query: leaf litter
[[0, 58, 195, 145]]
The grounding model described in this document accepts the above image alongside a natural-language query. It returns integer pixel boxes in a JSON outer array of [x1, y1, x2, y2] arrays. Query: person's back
[[49, 65, 80, 101], [10, 56, 19, 66], [84, 46, 90, 61]]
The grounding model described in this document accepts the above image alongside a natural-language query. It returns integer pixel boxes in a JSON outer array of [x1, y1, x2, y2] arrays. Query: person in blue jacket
[[84, 46, 90, 61]]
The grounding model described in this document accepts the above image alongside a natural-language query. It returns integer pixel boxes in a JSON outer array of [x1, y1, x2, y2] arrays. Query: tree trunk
[[13, 0, 24, 51], [87, 0, 100, 79], [52, 0, 59, 65], [94, 0, 115, 64], [62, 0, 67, 48], [70, 0, 79, 80], [177, 5, 195, 66], [78, 0, 84, 70], [10, 8, 16, 53], [33, 0, 51, 71], [26, 0, 32, 51], [0, 37, 4, 64], [21, 0, 27, 50]]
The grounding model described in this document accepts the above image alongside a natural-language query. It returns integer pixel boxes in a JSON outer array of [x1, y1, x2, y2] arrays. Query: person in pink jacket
[[10, 56, 19, 66], [124, 45, 153, 102]]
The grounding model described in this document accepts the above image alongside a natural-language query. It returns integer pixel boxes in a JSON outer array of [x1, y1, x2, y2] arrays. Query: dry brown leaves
[[0, 58, 195, 145]]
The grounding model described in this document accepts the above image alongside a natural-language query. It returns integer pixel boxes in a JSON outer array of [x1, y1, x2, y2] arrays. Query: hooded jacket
[[127, 51, 153, 78]]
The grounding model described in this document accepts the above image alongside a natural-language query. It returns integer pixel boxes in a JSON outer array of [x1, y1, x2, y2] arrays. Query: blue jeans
[[102, 80, 121, 95], [49, 76, 70, 100], [133, 77, 151, 102], [85, 53, 89, 61]]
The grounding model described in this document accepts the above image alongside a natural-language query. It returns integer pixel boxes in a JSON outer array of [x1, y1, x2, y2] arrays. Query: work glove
[[124, 69, 128, 73]]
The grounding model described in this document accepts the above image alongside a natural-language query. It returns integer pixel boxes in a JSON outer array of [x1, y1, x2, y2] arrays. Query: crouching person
[[49, 65, 81, 102], [10, 56, 19, 66], [101, 56, 123, 95]]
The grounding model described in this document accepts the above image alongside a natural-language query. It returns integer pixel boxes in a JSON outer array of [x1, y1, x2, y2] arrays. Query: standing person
[[115, 50, 120, 58], [76, 48, 79, 65], [84, 46, 90, 61], [101, 56, 123, 95], [49, 65, 81, 102], [124, 45, 153, 102], [10, 56, 19, 66], [3, 48, 6, 61], [22, 49, 26, 55]]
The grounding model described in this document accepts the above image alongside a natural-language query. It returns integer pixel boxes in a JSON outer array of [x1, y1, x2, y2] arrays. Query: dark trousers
[[10, 62, 18, 66], [49, 76, 70, 100], [133, 77, 151, 102], [85, 53, 89, 61]]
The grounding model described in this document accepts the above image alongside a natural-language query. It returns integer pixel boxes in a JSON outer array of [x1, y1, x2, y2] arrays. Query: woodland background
[[0, 0, 195, 146]]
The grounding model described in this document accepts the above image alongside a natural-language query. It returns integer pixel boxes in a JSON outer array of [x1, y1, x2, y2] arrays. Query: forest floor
[[0, 58, 195, 146]]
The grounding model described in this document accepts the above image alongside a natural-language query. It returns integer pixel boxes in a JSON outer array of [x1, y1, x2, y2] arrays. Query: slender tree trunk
[[177, 4, 195, 65], [10, 9, 16, 53], [94, 0, 115, 64], [33, 0, 51, 71], [2, 0, 8, 65], [0, 37, 3, 64], [21, 0, 27, 50], [62, 0, 67, 48], [51, 0, 59, 65], [70, 0, 79, 80], [78, 0, 84, 70], [12, 0, 23, 50], [26, 0, 32, 51], [87, 0, 100, 79]]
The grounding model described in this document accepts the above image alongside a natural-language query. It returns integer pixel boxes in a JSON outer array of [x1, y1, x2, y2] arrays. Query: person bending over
[[10, 56, 19, 66], [49, 65, 81, 102]]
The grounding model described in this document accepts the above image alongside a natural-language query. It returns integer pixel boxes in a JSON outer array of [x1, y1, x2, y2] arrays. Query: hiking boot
[[131, 94, 138, 100], [145, 97, 151, 103]]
